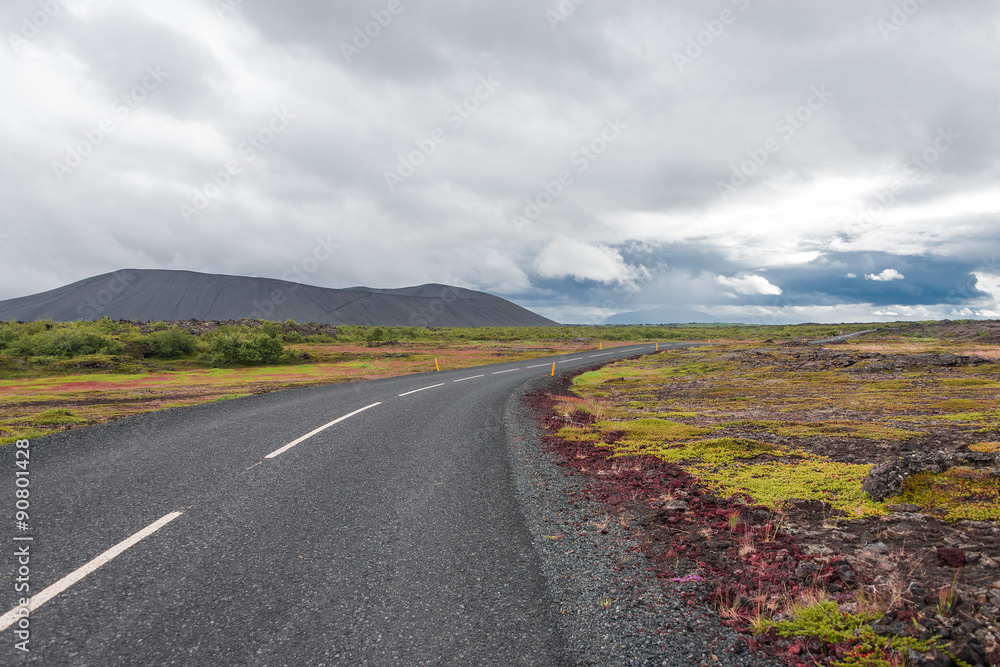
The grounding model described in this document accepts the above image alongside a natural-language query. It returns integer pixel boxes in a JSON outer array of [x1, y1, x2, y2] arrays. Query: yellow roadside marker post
[[551, 362, 556, 376], [600, 341, 603, 350], [435, 358, 440, 372]]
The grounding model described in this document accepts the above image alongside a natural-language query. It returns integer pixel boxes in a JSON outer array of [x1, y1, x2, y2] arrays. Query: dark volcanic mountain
[[0, 269, 558, 327]]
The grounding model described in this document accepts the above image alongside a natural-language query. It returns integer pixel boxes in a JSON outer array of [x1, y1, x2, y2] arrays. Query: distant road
[[809, 329, 879, 345], [0, 343, 693, 665]]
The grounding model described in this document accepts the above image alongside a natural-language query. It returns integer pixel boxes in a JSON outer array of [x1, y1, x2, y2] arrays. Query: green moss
[[554, 425, 602, 442], [596, 418, 716, 444], [723, 420, 918, 440], [2, 408, 84, 427], [863, 380, 911, 391], [931, 399, 984, 411], [938, 409, 1000, 424], [940, 378, 1000, 387], [647, 437, 778, 465], [32, 408, 83, 425], [210, 393, 251, 402], [890, 468, 1000, 522], [704, 460, 881, 517], [0, 428, 49, 446], [759, 601, 959, 667]]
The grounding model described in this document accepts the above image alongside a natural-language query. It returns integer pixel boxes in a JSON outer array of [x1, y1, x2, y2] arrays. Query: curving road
[[0, 343, 693, 665]]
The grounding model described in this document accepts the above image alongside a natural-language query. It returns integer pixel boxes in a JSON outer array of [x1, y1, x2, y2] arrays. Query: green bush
[[146, 328, 199, 359], [9, 329, 124, 357], [364, 326, 386, 345], [202, 328, 285, 367], [283, 331, 305, 343], [258, 322, 283, 338]]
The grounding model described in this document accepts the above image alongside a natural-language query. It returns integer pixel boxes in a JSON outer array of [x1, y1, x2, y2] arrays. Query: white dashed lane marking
[[0, 511, 185, 633], [398, 384, 445, 398], [265, 402, 383, 459]]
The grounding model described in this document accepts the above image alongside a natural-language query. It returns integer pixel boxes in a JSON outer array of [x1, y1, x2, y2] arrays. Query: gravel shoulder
[[505, 374, 780, 667]]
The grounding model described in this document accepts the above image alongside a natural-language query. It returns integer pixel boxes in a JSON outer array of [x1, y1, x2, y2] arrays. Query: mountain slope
[[0, 269, 558, 326]]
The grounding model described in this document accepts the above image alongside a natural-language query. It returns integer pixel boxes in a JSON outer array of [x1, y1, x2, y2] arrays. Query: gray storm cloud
[[1, 0, 998, 323]]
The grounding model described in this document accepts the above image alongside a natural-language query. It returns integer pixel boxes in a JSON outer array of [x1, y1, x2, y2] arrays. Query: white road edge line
[[558, 358, 584, 363], [491, 369, 519, 375], [454, 375, 485, 382], [265, 402, 382, 459], [589, 353, 614, 357], [526, 363, 551, 369], [0, 511, 184, 633], [398, 383, 445, 398]]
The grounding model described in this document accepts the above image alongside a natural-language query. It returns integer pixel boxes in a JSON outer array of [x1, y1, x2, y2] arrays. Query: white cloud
[[865, 269, 905, 282], [845, 273, 857, 278], [973, 272, 1000, 302], [715, 274, 782, 296], [533, 240, 649, 287]]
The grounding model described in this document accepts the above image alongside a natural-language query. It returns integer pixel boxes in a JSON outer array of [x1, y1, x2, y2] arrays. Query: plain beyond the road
[[1, 344, 687, 665]]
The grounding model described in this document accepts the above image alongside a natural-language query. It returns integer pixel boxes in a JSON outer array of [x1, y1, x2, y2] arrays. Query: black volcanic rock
[[0, 269, 558, 327]]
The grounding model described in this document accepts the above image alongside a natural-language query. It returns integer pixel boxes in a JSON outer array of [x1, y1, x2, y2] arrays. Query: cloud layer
[[2, 0, 998, 324]]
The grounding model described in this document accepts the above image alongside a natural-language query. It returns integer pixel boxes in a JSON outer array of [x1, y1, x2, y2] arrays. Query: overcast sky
[[2, 0, 998, 324]]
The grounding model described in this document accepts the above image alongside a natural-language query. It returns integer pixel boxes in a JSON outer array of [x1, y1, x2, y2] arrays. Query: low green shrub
[[146, 328, 199, 359], [201, 328, 285, 366]]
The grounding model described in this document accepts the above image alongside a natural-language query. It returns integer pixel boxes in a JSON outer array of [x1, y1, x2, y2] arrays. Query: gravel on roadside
[[504, 375, 781, 667]]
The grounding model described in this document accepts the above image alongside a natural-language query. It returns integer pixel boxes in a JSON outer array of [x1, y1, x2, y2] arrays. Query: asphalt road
[[808, 329, 879, 345], [0, 343, 690, 666]]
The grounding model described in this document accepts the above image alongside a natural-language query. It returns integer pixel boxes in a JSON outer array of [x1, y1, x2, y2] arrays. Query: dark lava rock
[[906, 648, 953, 667], [863, 451, 951, 501], [887, 503, 923, 513], [936, 547, 967, 568], [863, 450, 999, 501]]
